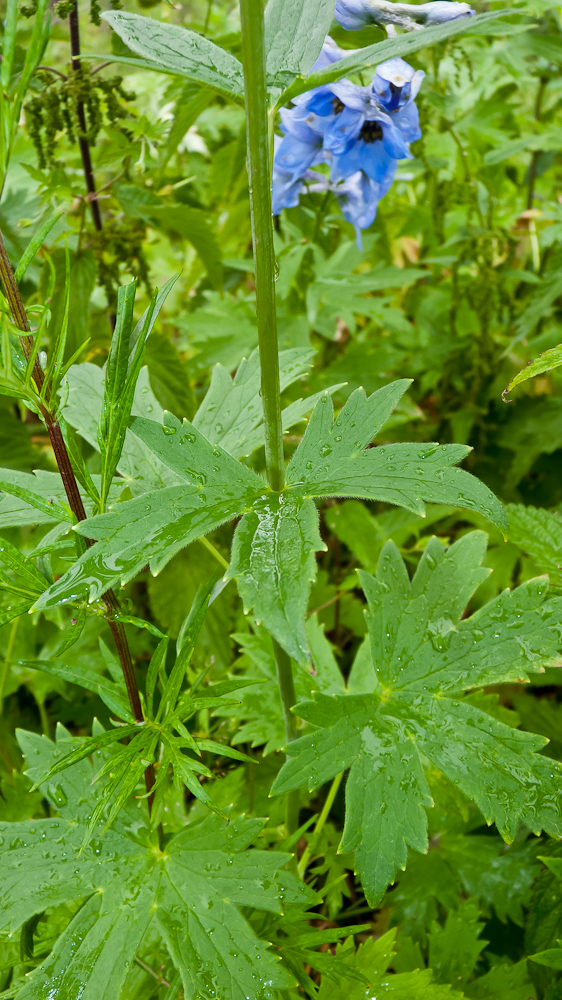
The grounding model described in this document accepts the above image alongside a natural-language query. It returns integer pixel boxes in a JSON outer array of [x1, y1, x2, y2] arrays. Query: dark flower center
[[332, 98, 346, 115], [359, 121, 383, 144]]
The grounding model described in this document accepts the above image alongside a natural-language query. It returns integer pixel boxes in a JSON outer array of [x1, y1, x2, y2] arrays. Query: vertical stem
[[68, 0, 103, 232], [239, 0, 299, 832], [204, 0, 213, 32], [527, 76, 548, 211], [0, 616, 19, 717], [239, 0, 284, 492], [0, 227, 154, 809], [273, 640, 300, 834]]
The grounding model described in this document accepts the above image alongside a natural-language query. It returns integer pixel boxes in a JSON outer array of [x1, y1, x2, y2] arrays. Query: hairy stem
[[0, 227, 154, 808], [273, 641, 300, 835], [68, 0, 103, 232], [239, 0, 299, 834], [239, 0, 284, 493]]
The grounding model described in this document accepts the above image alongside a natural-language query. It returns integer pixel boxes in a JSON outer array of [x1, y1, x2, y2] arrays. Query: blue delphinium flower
[[334, 0, 473, 31], [308, 171, 382, 248], [274, 106, 325, 182], [372, 57, 425, 112], [271, 41, 424, 244], [295, 58, 423, 184]]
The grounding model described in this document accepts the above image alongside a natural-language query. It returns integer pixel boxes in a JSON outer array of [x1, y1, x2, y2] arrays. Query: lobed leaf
[[317, 928, 465, 999], [287, 387, 507, 531], [272, 533, 562, 904], [1, 728, 298, 1000], [33, 415, 267, 607]]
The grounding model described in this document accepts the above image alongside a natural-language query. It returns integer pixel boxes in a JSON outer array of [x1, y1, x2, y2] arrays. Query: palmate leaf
[[0, 726, 296, 1000], [287, 386, 507, 531], [272, 531, 562, 904], [34, 413, 268, 607], [193, 347, 343, 459], [35, 381, 506, 661]]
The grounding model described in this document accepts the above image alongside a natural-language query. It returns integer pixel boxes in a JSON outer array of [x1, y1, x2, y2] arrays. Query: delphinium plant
[[1, 0, 562, 997]]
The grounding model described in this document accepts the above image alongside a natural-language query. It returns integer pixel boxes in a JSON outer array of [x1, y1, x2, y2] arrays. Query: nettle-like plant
[[1, 1, 561, 998]]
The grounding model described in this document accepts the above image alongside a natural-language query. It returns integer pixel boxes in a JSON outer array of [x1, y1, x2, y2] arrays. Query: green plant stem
[[239, 0, 300, 835], [0, 226, 155, 810], [273, 640, 300, 834], [527, 76, 548, 211], [239, 0, 284, 493], [0, 616, 19, 717], [297, 771, 343, 878], [204, 0, 213, 32], [198, 535, 229, 571]]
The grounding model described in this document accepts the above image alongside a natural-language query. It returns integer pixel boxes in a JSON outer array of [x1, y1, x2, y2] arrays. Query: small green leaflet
[[14, 211, 63, 283], [0, 726, 297, 1000], [193, 347, 343, 459], [0, 534, 50, 626], [528, 942, 562, 970], [504, 341, 562, 396], [97, 275, 177, 508], [264, 0, 335, 84], [428, 899, 487, 986], [508, 503, 562, 587], [272, 531, 562, 904], [101, 10, 245, 104], [463, 961, 537, 999], [317, 927, 464, 999]]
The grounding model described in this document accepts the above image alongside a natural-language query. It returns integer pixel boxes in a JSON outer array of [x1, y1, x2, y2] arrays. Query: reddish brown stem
[[0, 227, 154, 809], [68, 1, 103, 233]]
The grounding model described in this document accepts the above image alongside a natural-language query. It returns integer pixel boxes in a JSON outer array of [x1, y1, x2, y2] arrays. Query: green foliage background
[[2, 0, 562, 996]]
